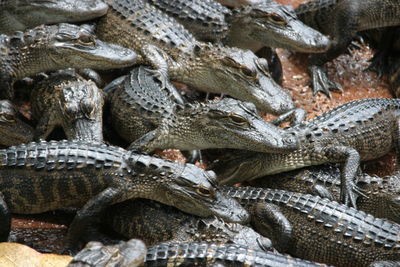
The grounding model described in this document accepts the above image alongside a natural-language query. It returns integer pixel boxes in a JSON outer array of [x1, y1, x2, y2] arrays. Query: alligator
[[0, 23, 137, 99], [0, 140, 249, 248], [106, 66, 298, 153], [70, 241, 327, 266], [295, 0, 400, 96], [0, 0, 108, 35], [0, 100, 34, 147], [96, 0, 305, 123], [211, 98, 400, 207], [105, 198, 272, 251], [251, 164, 400, 224], [31, 69, 103, 143], [68, 239, 146, 267], [222, 186, 400, 267], [146, 0, 330, 53]]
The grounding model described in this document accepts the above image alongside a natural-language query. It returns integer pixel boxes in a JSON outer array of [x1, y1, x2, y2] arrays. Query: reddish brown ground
[[9, 0, 396, 255]]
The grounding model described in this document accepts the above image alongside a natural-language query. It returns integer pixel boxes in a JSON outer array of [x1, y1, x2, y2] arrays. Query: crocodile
[[0, 100, 34, 146], [295, 0, 400, 96], [146, 0, 331, 53], [70, 241, 327, 266], [251, 164, 400, 224], [68, 239, 146, 267], [106, 66, 298, 153], [31, 69, 104, 143], [222, 186, 400, 267], [0, 140, 249, 248], [0, 0, 109, 35], [105, 198, 272, 251], [0, 23, 137, 99], [211, 98, 400, 207], [96, 0, 304, 122]]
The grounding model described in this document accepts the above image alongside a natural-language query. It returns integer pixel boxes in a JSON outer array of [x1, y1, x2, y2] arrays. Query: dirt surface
[[10, 0, 396, 256]]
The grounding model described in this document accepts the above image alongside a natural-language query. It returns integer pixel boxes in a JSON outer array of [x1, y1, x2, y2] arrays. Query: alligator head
[[58, 73, 104, 143], [126, 154, 250, 224], [228, 1, 331, 53], [1, 0, 108, 34], [166, 97, 298, 153], [186, 45, 295, 114], [47, 23, 137, 70], [0, 100, 33, 146]]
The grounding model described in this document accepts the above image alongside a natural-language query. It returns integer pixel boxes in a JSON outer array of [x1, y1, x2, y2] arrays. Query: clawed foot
[[340, 182, 367, 208], [310, 65, 343, 97]]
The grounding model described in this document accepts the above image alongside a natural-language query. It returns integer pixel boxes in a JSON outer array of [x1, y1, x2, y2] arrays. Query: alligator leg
[[34, 113, 56, 141], [141, 45, 185, 105], [66, 187, 124, 250], [271, 107, 306, 126], [128, 129, 159, 153], [316, 145, 364, 208], [251, 202, 292, 253], [0, 193, 10, 242]]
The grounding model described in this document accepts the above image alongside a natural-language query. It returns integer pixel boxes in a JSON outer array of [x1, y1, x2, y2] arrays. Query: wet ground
[[10, 0, 396, 256]]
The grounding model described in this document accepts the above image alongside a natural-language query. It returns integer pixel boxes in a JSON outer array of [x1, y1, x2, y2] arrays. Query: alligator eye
[[196, 186, 212, 197], [241, 67, 256, 78], [267, 13, 287, 25], [78, 34, 96, 46], [228, 113, 248, 126]]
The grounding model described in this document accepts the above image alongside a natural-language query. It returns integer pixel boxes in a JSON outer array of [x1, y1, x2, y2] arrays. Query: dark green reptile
[[106, 66, 298, 153], [69, 241, 327, 267], [145, 0, 330, 53], [251, 164, 400, 224], [0, 23, 137, 99], [222, 186, 400, 267], [97, 0, 304, 123], [0, 140, 248, 248], [0, 0, 108, 34], [31, 69, 104, 143], [0, 100, 33, 146], [295, 0, 400, 96], [68, 239, 146, 267], [105, 198, 272, 251], [211, 98, 400, 207]]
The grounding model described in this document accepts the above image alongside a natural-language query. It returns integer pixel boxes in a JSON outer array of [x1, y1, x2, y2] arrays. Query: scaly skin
[[68, 239, 146, 267], [222, 186, 400, 267], [296, 0, 400, 96], [31, 69, 104, 143], [145, 242, 327, 267], [0, 100, 33, 146], [106, 66, 298, 153], [251, 165, 400, 224], [146, 0, 330, 53], [97, 0, 304, 122], [0, 0, 108, 34], [105, 198, 272, 251], [211, 98, 400, 207], [0, 23, 137, 99], [69, 241, 327, 267], [0, 140, 249, 247]]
